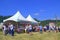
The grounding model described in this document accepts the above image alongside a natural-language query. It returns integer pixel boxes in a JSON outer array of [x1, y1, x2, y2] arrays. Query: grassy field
[[0, 31, 60, 40]]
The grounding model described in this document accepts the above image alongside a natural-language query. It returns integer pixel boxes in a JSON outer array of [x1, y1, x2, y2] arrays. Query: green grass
[[0, 31, 60, 40]]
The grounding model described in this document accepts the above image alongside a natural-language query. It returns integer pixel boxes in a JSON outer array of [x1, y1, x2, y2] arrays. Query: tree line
[[0, 16, 60, 26], [0, 16, 11, 23]]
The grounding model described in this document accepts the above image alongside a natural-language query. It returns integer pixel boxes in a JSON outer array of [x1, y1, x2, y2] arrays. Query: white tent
[[3, 11, 27, 22], [26, 15, 38, 23]]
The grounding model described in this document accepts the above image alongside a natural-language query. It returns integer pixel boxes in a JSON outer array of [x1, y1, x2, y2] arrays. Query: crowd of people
[[24, 25, 60, 34], [2, 23, 60, 36], [2, 23, 14, 36], [38, 25, 60, 33]]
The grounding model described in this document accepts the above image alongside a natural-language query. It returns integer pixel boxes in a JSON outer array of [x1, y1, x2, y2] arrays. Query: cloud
[[34, 13, 39, 16]]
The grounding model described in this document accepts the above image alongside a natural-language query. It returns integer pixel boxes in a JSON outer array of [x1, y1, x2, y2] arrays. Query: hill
[[34, 18, 60, 26], [40, 20, 60, 26]]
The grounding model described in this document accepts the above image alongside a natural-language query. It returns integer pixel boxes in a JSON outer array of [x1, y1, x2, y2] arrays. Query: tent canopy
[[3, 11, 27, 22], [26, 15, 38, 23]]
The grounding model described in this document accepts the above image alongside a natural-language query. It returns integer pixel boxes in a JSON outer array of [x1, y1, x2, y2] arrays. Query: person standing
[[39, 25, 43, 33], [28, 24, 32, 35], [58, 27, 60, 32], [8, 23, 14, 36], [32, 26, 36, 32], [54, 27, 58, 33], [43, 26, 47, 32], [2, 24, 8, 35], [25, 25, 29, 33], [46, 25, 50, 32]]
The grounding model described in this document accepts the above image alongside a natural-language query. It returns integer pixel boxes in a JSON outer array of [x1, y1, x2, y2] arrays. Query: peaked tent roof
[[3, 11, 27, 22], [26, 15, 38, 23]]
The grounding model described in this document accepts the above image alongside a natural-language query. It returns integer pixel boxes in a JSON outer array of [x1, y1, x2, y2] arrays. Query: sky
[[0, 0, 60, 20]]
